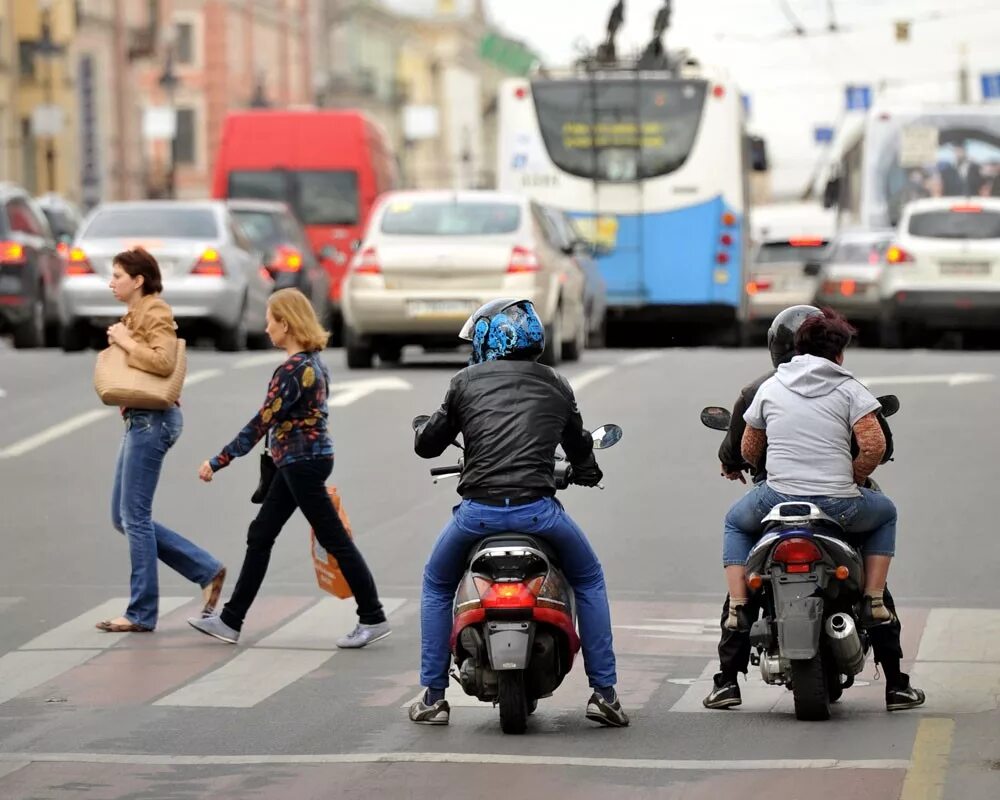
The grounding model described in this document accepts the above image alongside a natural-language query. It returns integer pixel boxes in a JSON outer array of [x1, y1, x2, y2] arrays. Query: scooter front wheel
[[498, 670, 529, 734]]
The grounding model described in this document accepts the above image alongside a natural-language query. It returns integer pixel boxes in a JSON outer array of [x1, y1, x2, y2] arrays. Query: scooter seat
[[470, 534, 560, 565]]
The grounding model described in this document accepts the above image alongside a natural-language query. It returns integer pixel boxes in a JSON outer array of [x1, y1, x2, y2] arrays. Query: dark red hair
[[794, 307, 856, 362]]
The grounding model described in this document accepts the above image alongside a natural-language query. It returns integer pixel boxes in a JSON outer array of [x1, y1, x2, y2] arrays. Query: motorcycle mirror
[[591, 424, 623, 450], [877, 395, 900, 418], [700, 406, 732, 431], [412, 414, 430, 431]]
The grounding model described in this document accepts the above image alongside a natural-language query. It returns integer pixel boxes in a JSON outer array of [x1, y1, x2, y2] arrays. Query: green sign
[[479, 33, 537, 76]]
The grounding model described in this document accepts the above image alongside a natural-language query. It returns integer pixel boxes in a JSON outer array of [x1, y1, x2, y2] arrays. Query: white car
[[813, 229, 894, 332], [879, 197, 1000, 347]]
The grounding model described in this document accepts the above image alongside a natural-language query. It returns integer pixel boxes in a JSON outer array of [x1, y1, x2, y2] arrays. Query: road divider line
[[184, 368, 225, 387], [860, 373, 995, 387], [0, 752, 913, 770], [900, 718, 956, 800], [0, 409, 114, 460], [622, 351, 663, 367], [570, 366, 614, 392]]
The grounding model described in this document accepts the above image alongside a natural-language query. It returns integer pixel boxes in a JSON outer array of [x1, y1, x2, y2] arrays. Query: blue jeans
[[112, 408, 222, 629], [420, 497, 617, 691], [723, 482, 897, 566]]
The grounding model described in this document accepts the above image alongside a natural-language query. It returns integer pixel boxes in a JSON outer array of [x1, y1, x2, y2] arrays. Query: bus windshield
[[530, 79, 708, 182], [228, 170, 359, 225]]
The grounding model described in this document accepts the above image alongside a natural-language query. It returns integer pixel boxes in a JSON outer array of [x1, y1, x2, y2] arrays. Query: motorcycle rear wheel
[[498, 671, 529, 734], [790, 655, 831, 721]]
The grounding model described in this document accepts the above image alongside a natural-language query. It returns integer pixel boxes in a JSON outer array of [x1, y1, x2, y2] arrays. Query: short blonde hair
[[268, 288, 329, 351]]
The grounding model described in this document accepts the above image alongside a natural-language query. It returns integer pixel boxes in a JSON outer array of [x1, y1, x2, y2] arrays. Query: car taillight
[[56, 242, 70, 258], [0, 241, 25, 265], [192, 248, 225, 276], [885, 245, 913, 264], [271, 245, 303, 273], [352, 246, 381, 275], [65, 246, 94, 275], [746, 279, 772, 295], [480, 581, 539, 609], [772, 537, 823, 573], [950, 204, 982, 214], [788, 237, 825, 247], [508, 245, 539, 273]]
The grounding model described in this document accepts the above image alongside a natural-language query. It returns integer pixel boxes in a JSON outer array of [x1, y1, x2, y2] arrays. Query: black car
[[0, 184, 63, 348], [227, 199, 331, 322]]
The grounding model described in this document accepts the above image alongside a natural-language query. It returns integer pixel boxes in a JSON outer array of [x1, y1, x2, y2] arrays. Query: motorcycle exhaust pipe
[[824, 613, 866, 676]]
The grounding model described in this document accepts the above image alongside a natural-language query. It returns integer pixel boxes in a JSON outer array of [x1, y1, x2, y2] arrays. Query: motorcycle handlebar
[[430, 466, 462, 477]]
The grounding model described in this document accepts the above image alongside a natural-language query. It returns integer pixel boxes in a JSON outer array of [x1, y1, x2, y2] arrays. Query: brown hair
[[268, 288, 329, 351], [113, 247, 163, 295], [794, 307, 857, 362]]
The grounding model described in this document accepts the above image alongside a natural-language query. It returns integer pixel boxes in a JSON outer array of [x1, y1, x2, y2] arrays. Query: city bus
[[824, 105, 1000, 231], [497, 62, 754, 341]]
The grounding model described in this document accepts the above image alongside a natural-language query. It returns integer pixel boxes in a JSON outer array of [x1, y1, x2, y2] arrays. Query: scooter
[[415, 418, 623, 734]]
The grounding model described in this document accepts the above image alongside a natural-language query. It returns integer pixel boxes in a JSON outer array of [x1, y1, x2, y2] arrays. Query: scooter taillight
[[480, 578, 543, 609], [772, 537, 823, 573]]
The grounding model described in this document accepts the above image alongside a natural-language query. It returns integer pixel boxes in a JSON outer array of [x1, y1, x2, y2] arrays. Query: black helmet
[[767, 305, 823, 368], [459, 298, 545, 365]]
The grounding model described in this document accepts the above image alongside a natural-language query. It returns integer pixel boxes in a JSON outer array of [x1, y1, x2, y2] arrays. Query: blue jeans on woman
[[420, 497, 617, 692], [722, 482, 897, 567], [112, 408, 222, 629]]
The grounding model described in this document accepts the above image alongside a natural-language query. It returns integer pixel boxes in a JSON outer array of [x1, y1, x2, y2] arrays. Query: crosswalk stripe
[[0, 650, 104, 704], [256, 597, 406, 650], [155, 598, 408, 708], [0, 597, 22, 615], [21, 597, 190, 650]]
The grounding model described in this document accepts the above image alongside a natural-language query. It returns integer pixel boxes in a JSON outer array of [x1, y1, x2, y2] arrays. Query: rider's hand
[[572, 462, 604, 487], [199, 461, 215, 483], [721, 463, 747, 483]]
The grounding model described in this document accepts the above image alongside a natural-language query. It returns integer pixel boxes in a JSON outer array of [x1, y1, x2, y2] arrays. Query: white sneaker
[[336, 621, 391, 649]]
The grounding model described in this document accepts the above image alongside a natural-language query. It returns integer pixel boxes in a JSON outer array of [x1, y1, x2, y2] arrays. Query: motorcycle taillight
[[480, 580, 540, 609], [772, 536, 823, 573]]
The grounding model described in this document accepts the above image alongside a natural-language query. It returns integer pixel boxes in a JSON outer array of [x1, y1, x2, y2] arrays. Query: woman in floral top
[[190, 288, 389, 649]]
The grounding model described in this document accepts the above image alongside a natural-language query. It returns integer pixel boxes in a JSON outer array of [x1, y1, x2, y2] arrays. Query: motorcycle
[[699, 396, 899, 721], [414, 416, 623, 734]]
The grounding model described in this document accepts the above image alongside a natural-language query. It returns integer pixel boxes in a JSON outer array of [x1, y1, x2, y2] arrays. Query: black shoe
[[585, 691, 630, 727], [886, 676, 926, 711], [703, 673, 742, 709]]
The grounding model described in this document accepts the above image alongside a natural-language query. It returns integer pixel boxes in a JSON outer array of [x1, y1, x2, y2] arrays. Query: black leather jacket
[[414, 360, 598, 500]]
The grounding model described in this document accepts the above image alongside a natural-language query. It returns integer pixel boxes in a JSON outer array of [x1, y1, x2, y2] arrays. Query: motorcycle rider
[[409, 298, 629, 728], [704, 305, 925, 712]]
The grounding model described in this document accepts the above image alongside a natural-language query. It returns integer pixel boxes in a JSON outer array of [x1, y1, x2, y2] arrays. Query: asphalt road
[[1, 344, 999, 799]]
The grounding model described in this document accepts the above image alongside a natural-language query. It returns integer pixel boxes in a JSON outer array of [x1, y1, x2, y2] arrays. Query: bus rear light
[[712, 85, 726, 99], [885, 245, 913, 264], [720, 233, 733, 247], [508, 245, 540, 273], [514, 86, 528, 100], [352, 246, 382, 275], [0, 241, 25, 265], [65, 246, 94, 275], [716, 252, 729, 265], [192, 248, 225, 276], [788, 237, 825, 247], [721, 212, 736, 226]]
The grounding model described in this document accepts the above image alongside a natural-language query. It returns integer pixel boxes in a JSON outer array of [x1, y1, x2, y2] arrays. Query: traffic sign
[[845, 85, 872, 111], [814, 126, 834, 144], [982, 72, 1000, 101]]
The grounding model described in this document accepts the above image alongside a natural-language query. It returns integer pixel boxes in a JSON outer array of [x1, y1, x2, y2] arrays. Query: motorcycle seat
[[470, 534, 560, 565]]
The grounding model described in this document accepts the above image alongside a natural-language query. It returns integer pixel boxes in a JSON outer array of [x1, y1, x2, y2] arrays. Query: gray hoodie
[[744, 354, 880, 497]]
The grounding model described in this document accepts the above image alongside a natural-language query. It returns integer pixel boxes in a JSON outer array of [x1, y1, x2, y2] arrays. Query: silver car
[[814, 230, 894, 326], [60, 201, 271, 351]]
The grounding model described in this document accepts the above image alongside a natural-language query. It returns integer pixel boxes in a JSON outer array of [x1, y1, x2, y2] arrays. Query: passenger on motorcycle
[[704, 306, 924, 711], [408, 298, 629, 728]]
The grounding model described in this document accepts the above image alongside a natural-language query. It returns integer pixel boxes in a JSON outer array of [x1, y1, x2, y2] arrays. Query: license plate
[[940, 261, 990, 276], [0, 275, 22, 294], [406, 300, 474, 319]]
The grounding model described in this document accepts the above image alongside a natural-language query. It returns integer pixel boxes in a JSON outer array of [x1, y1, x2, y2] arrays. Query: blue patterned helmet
[[459, 298, 546, 365]]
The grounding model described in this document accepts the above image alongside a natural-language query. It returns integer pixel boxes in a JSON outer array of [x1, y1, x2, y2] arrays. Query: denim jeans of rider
[[220, 457, 386, 631], [722, 482, 897, 567], [419, 497, 617, 691], [112, 408, 222, 629]]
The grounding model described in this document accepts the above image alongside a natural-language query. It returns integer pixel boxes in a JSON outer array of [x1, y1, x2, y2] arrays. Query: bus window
[[530, 79, 708, 182]]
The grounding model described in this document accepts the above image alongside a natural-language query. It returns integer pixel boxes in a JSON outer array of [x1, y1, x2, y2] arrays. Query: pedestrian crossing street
[[1, 595, 998, 717]]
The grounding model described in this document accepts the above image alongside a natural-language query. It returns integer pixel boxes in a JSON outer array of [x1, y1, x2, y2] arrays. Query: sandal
[[95, 618, 153, 633], [201, 567, 227, 617]]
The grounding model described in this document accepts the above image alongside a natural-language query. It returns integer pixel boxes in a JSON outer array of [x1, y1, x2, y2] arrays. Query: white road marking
[[233, 353, 284, 370], [859, 373, 996, 387], [615, 616, 718, 642], [668, 661, 792, 714], [0, 408, 114, 460], [622, 351, 663, 367], [0, 752, 911, 771], [20, 597, 190, 651], [569, 366, 614, 392], [184, 368, 224, 387], [0, 387, 6, 398], [256, 597, 405, 650], [0, 761, 29, 780], [328, 376, 411, 407]]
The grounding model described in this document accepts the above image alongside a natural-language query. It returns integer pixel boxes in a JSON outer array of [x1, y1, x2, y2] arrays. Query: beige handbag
[[93, 339, 187, 409]]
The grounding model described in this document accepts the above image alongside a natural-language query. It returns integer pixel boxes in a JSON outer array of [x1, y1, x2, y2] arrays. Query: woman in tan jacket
[[96, 248, 226, 633]]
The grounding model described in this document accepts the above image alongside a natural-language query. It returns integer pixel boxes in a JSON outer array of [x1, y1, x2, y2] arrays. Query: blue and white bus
[[498, 63, 752, 339]]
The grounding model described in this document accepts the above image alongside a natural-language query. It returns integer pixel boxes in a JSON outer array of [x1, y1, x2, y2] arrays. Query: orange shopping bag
[[310, 486, 354, 599]]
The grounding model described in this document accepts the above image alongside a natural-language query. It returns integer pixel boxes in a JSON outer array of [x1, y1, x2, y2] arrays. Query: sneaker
[[336, 621, 391, 649], [187, 614, 240, 644], [886, 677, 926, 711], [703, 673, 742, 709], [408, 698, 450, 725], [585, 691, 630, 727]]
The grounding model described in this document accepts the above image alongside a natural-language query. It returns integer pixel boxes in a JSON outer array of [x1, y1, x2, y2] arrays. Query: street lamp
[[36, 7, 65, 193], [158, 44, 180, 198]]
